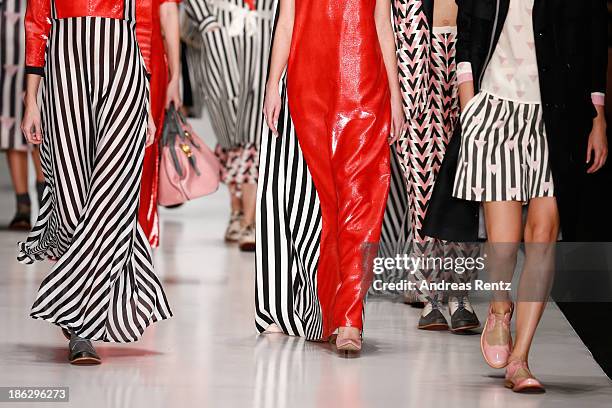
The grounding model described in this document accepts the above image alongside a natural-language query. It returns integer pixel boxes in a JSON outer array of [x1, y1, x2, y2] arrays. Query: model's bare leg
[[241, 183, 257, 227], [6, 150, 32, 230], [479, 201, 521, 368], [499, 197, 558, 392], [238, 183, 257, 251], [7, 150, 29, 195], [484, 201, 522, 314], [510, 197, 559, 363], [225, 184, 243, 242], [230, 184, 242, 213]]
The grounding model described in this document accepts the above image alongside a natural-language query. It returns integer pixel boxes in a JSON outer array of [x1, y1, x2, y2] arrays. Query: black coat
[[423, 0, 608, 241]]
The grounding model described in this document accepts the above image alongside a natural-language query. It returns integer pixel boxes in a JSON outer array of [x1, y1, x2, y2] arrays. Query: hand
[[586, 114, 608, 174], [166, 77, 182, 109], [263, 82, 281, 137], [21, 97, 43, 145], [389, 95, 407, 145], [146, 113, 156, 148]]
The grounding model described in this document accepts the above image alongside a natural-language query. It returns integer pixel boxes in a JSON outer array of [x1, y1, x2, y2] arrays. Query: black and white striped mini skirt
[[453, 91, 555, 203]]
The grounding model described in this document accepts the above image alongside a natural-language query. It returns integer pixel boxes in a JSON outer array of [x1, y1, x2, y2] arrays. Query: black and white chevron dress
[[17, 1, 172, 342], [0, 0, 28, 151]]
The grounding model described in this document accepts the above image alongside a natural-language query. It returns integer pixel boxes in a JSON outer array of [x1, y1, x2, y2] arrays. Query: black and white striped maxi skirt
[[17, 17, 172, 342]]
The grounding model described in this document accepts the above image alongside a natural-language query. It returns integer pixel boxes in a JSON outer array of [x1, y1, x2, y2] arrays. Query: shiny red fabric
[[138, 0, 164, 248], [138, 0, 180, 247], [286, 0, 391, 338], [25, 0, 153, 71]]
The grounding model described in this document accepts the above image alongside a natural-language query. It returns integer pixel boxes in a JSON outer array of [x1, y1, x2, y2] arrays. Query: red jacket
[[25, 0, 153, 75]]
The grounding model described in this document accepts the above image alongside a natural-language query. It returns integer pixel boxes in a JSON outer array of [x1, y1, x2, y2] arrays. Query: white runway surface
[[0, 119, 611, 408]]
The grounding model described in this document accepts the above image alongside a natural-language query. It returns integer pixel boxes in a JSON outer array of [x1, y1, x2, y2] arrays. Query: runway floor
[[0, 122, 611, 408]]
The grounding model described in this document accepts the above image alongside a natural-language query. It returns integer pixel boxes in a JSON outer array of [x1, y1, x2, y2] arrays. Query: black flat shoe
[[69, 335, 101, 365], [418, 302, 449, 330], [448, 295, 480, 333]]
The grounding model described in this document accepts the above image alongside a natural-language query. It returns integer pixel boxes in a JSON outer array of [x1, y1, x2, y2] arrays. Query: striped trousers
[[17, 17, 172, 342], [184, 0, 275, 186]]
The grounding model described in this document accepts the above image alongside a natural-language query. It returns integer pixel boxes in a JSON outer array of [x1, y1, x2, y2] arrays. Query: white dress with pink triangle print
[[481, 0, 541, 103]]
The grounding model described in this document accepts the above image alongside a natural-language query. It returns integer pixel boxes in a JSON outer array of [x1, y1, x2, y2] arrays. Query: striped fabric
[[254, 88, 409, 337], [181, 16, 208, 115], [254, 3, 411, 337], [17, 13, 172, 342], [255, 75, 324, 339], [184, 0, 275, 150], [453, 91, 555, 202], [0, 0, 27, 151]]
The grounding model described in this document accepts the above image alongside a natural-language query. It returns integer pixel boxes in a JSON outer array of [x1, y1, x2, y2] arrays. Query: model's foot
[[481, 303, 513, 368], [505, 360, 545, 393], [238, 224, 256, 252], [418, 301, 449, 330], [68, 332, 101, 365], [448, 295, 480, 333], [225, 212, 242, 242], [263, 323, 284, 334], [8, 203, 31, 231], [336, 327, 361, 356]]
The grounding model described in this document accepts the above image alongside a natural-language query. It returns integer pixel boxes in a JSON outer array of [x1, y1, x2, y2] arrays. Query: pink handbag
[[158, 104, 220, 206]]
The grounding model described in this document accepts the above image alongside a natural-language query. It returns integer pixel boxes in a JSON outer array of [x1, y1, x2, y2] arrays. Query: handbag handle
[[162, 103, 202, 177]]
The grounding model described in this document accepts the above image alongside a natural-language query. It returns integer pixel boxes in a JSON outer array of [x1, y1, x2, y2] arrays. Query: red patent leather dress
[[139, 0, 180, 248], [25, 0, 153, 74], [286, 0, 391, 338]]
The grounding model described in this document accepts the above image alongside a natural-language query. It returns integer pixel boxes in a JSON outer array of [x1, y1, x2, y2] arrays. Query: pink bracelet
[[457, 72, 473, 85], [591, 93, 605, 107], [457, 62, 474, 86]]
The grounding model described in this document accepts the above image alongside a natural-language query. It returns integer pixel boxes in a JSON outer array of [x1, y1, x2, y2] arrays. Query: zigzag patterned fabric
[[394, 0, 458, 246], [393, 0, 430, 121], [390, 1, 479, 302]]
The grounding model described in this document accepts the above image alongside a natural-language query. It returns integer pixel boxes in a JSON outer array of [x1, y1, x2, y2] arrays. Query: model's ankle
[[507, 353, 528, 365], [338, 326, 360, 338], [491, 300, 512, 314]]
